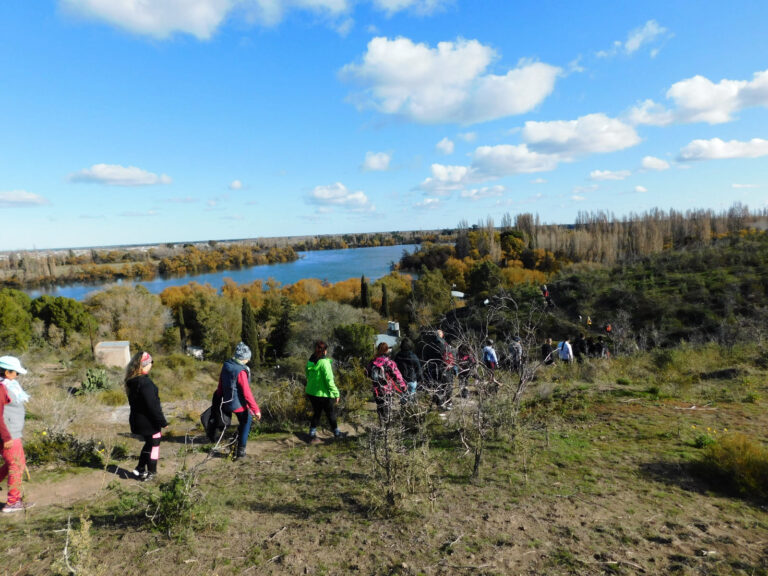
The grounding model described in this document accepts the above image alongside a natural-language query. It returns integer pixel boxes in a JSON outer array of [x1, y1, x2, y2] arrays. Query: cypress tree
[[361, 275, 372, 308], [177, 306, 187, 353], [381, 283, 390, 318], [241, 297, 260, 367]]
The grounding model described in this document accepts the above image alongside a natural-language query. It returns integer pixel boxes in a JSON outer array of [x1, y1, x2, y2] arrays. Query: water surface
[[27, 244, 417, 301]]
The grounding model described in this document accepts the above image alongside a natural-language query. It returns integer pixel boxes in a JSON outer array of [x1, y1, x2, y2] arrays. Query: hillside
[[1, 343, 767, 575]]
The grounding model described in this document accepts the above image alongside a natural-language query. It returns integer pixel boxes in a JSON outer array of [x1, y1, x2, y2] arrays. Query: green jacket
[[305, 356, 339, 398]]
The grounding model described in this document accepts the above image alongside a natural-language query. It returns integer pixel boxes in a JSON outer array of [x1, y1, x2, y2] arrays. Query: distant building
[[375, 321, 401, 352], [94, 341, 131, 368]]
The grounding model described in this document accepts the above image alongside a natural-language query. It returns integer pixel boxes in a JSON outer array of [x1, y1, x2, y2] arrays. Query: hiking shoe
[[334, 431, 348, 440], [142, 473, 155, 482], [309, 436, 323, 445], [2, 501, 34, 513], [132, 469, 148, 481]]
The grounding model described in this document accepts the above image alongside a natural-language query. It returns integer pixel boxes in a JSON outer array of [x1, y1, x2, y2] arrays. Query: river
[[27, 244, 418, 301]]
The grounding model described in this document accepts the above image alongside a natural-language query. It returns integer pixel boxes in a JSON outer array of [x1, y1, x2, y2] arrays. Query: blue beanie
[[234, 342, 251, 362]]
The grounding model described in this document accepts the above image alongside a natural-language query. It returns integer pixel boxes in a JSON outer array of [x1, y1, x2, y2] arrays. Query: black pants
[[137, 433, 161, 474], [308, 395, 337, 431]]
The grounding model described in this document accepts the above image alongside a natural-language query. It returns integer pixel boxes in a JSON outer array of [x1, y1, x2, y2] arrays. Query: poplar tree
[[241, 297, 260, 367]]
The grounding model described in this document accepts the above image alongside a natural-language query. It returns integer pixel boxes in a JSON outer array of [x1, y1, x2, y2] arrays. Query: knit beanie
[[234, 342, 251, 362]]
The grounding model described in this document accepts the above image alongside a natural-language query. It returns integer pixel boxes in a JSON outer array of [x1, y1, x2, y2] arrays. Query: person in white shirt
[[558, 337, 574, 363]]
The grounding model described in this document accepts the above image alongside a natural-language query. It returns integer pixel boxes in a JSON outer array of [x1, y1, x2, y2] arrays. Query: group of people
[[2, 326, 613, 504]]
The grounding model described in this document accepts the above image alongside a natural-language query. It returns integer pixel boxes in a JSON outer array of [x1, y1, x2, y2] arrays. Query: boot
[[234, 445, 247, 460]]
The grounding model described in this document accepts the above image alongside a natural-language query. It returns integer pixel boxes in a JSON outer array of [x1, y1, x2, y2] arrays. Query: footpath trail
[[17, 418, 362, 515]]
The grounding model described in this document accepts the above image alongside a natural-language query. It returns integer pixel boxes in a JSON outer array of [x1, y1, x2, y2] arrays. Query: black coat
[[126, 375, 168, 436], [394, 350, 423, 382]]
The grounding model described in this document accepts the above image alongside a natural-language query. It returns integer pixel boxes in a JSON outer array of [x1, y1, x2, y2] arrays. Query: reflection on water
[[27, 244, 418, 301]]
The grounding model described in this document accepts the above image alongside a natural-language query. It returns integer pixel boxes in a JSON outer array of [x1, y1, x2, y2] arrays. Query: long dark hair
[[124, 351, 146, 393], [310, 340, 328, 362]]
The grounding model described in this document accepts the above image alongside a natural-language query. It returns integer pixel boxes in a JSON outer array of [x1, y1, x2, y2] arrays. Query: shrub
[[146, 471, 202, 539], [25, 431, 102, 468], [697, 433, 768, 500]]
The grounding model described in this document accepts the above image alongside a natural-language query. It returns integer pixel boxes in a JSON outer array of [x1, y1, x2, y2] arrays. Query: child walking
[[0, 356, 33, 513], [125, 352, 167, 481]]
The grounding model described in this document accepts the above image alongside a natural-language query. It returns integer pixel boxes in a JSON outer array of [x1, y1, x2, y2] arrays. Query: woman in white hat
[[0, 355, 34, 513]]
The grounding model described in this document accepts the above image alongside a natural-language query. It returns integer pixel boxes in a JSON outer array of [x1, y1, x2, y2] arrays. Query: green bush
[[147, 471, 200, 539], [25, 431, 102, 468], [696, 433, 768, 500]]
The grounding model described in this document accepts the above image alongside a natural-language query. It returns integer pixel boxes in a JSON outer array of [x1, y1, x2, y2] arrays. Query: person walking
[[482, 339, 498, 370], [0, 356, 33, 513], [217, 342, 261, 460], [558, 337, 574, 363], [367, 342, 406, 424], [394, 338, 422, 403], [125, 351, 168, 481], [541, 338, 555, 365], [305, 340, 344, 442], [508, 336, 523, 371]]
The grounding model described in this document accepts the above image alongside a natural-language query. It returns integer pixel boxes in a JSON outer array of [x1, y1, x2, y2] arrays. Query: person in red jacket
[[366, 342, 406, 424], [0, 355, 33, 513], [216, 342, 261, 460]]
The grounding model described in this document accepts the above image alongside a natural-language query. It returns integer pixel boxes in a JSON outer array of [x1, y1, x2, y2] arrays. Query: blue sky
[[1, 0, 767, 250]]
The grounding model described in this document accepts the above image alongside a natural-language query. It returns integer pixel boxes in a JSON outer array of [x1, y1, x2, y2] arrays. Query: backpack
[[370, 362, 388, 391]]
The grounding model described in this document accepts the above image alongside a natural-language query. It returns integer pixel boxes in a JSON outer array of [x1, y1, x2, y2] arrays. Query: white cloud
[[61, 0, 234, 40], [69, 164, 172, 186], [597, 20, 669, 58], [641, 156, 670, 171], [678, 138, 768, 161], [63, 0, 360, 38], [418, 163, 471, 194], [460, 185, 505, 200], [635, 186, 648, 193], [309, 182, 374, 211], [0, 190, 49, 206], [371, 0, 450, 16], [472, 144, 561, 177], [531, 178, 547, 184], [436, 137, 454, 155], [415, 197, 441, 209], [732, 183, 759, 189], [522, 113, 640, 156], [627, 99, 675, 126], [590, 169, 631, 181], [342, 36, 560, 124], [458, 132, 477, 142], [229, 179, 244, 190], [571, 195, 586, 201], [631, 69, 768, 126], [362, 151, 391, 171]]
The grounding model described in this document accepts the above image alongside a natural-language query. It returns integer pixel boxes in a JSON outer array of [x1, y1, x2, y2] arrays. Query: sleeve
[[141, 379, 168, 429], [237, 370, 261, 415], [0, 387, 11, 443], [388, 359, 407, 391], [321, 359, 339, 398]]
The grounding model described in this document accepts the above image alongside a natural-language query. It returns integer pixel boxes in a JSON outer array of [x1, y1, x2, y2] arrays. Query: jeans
[[235, 410, 253, 447]]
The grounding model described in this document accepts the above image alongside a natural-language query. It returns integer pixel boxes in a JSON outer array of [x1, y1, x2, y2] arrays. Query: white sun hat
[[0, 356, 28, 375]]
